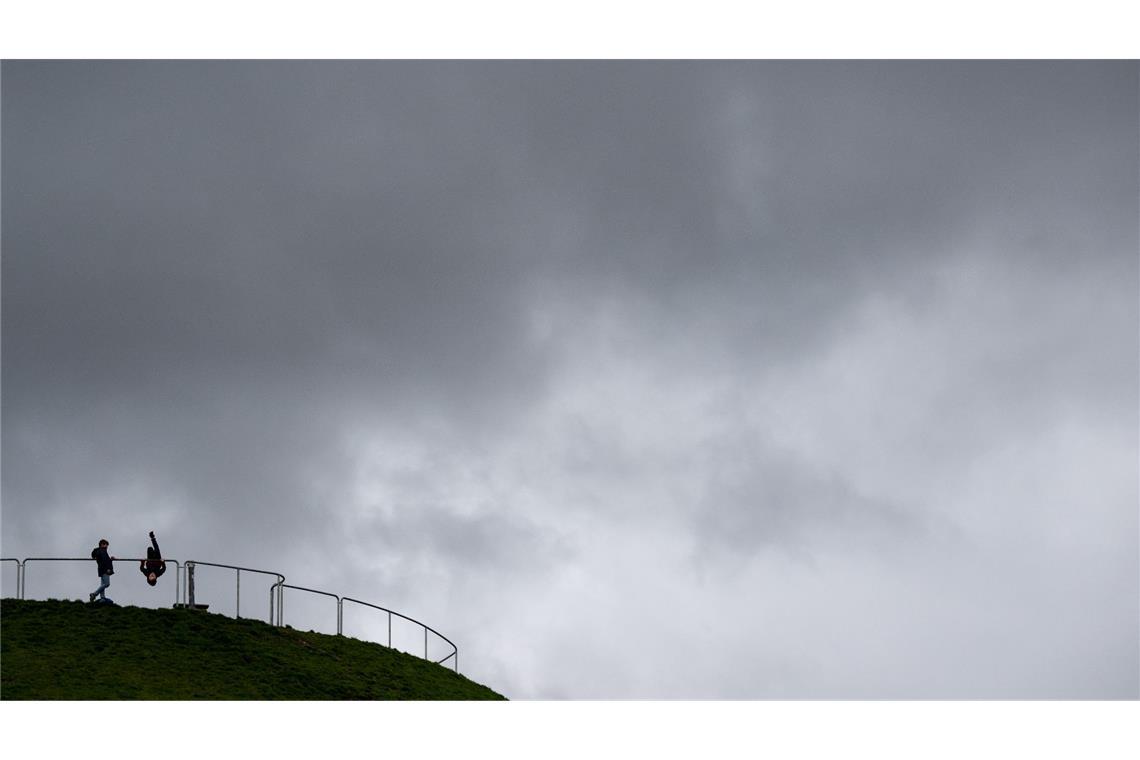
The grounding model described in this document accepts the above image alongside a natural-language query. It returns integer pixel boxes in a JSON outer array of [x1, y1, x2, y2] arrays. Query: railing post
[[187, 562, 196, 607], [425, 627, 428, 659], [236, 568, 241, 619], [337, 598, 343, 636], [174, 562, 180, 606], [388, 611, 392, 648]]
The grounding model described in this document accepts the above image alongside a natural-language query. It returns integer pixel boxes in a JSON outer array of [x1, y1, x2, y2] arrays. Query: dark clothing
[[91, 546, 114, 576], [139, 535, 166, 579]]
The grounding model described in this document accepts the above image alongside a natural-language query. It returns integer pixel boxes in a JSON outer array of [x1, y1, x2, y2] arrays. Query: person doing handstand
[[139, 531, 166, 586]]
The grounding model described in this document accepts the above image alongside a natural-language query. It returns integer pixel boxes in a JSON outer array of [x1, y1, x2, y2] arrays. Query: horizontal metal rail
[[20, 557, 183, 606]]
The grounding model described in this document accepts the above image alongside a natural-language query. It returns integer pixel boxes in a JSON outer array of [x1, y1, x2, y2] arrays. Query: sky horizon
[[2, 60, 1137, 698]]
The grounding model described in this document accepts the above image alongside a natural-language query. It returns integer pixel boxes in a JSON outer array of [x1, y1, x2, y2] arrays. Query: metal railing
[[1, 555, 459, 673], [181, 560, 285, 625], [342, 595, 458, 671], [281, 583, 341, 633], [13, 557, 183, 607], [1, 558, 23, 599], [279, 585, 459, 671]]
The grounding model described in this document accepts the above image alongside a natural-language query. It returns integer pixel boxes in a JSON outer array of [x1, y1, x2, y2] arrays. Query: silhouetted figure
[[89, 539, 116, 603], [139, 531, 166, 586]]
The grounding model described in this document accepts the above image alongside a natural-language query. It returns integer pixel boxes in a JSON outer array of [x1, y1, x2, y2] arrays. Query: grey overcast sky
[[2, 60, 1137, 698]]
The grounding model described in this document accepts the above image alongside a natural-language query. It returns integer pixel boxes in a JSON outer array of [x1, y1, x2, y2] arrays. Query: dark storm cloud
[[4, 62, 1132, 404], [3, 61, 1136, 698], [2, 63, 548, 410]]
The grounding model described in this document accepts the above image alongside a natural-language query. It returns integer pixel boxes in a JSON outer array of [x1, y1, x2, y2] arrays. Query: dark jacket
[[139, 544, 166, 579], [91, 546, 114, 576]]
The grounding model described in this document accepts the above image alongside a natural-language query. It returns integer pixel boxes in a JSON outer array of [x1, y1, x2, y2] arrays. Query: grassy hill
[[0, 598, 505, 700]]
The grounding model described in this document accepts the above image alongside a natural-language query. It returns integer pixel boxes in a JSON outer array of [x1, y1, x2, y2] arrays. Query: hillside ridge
[[0, 598, 505, 700]]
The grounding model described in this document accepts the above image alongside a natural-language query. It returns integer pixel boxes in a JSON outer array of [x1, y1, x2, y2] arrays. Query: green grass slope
[[1, 598, 505, 700]]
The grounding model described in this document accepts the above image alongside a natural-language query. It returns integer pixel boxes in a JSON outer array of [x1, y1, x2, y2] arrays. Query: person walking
[[139, 531, 166, 586], [89, 539, 116, 603]]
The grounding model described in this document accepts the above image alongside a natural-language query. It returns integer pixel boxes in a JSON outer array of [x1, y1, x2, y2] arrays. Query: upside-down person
[[139, 531, 167, 586]]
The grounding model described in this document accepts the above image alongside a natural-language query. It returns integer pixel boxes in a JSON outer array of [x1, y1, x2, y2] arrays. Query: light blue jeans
[[92, 573, 111, 601]]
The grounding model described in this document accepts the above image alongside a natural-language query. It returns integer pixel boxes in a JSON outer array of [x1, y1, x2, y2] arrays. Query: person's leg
[[96, 574, 110, 599]]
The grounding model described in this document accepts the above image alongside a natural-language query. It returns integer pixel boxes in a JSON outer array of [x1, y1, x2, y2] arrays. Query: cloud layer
[[3, 61, 1136, 697]]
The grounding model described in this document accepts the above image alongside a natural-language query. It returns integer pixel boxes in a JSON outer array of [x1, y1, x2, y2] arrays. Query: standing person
[[89, 539, 115, 603], [139, 531, 166, 586]]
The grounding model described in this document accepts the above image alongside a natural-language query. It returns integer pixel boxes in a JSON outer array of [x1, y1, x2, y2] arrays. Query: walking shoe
[[89, 593, 96, 602]]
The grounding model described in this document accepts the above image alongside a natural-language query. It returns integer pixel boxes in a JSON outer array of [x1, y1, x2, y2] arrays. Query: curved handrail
[[342, 595, 458, 669], [267, 586, 459, 671], [280, 583, 338, 600], [1, 555, 459, 674]]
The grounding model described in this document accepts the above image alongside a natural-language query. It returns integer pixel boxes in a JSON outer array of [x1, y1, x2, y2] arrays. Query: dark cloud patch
[[691, 438, 923, 562], [2, 62, 553, 430], [352, 502, 571, 583]]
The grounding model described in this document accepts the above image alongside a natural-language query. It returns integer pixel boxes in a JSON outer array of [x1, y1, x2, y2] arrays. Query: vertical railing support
[[187, 562, 196, 608], [174, 562, 180, 606], [388, 611, 392, 648], [0, 559, 27, 599], [236, 568, 241, 619]]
